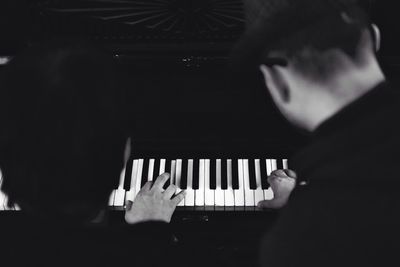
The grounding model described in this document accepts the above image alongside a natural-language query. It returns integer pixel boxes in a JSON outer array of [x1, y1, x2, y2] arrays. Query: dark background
[[0, 0, 398, 157]]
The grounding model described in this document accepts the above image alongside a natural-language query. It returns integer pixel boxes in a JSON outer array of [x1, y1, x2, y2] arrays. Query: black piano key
[[123, 158, 133, 191], [232, 159, 239, 189], [153, 159, 160, 181], [164, 159, 171, 189], [248, 159, 257, 190], [180, 160, 188, 189], [141, 159, 149, 187], [192, 159, 200, 190], [277, 158, 283, 169], [260, 159, 269, 189], [221, 159, 228, 190], [210, 159, 216, 190]]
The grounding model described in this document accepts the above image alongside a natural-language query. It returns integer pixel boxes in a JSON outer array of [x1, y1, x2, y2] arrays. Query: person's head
[[0, 40, 127, 223], [236, 0, 385, 131]]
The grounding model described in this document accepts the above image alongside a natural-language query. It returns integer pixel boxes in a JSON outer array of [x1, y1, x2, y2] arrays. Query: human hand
[[125, 173, 185, 224], [258, 169, 297, 209]]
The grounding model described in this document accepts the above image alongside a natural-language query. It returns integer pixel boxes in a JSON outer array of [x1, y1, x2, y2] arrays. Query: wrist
[[125, 213, 170, 224]]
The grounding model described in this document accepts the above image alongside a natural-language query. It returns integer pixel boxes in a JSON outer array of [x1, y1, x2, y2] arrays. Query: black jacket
[[260, 82, 400, 267]]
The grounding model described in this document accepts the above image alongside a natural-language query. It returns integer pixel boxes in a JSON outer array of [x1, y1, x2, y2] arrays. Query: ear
[[259, 64, 290, 103], [370, 23, 381, 52]]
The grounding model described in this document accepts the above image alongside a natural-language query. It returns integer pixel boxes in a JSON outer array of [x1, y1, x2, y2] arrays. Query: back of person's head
[[0, 40, 127, 223], [234, 0, 375, 82], [268, 7, 373, 82]]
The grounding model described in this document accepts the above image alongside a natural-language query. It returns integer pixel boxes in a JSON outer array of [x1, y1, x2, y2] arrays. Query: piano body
[[0, 0, 394, 265]]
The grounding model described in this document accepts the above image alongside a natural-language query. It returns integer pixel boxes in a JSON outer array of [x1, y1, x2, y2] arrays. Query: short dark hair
[[0, 40, 127, 222], [266, 7, 372, 81]]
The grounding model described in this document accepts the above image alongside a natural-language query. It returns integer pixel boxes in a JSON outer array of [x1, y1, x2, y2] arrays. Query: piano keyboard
[[0, 158, 289, 211], [109, 158, 289, 209]]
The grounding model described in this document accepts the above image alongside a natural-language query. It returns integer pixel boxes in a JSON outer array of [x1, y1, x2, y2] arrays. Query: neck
[[304, 57, 386, 132]]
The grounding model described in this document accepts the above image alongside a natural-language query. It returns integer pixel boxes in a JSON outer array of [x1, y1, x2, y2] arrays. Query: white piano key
[[108, 189, 116, 207], [175, 159, 184, 206], [266, 159, 273, 175], [282, 159, 289, 169], [114, 162, 128, 207], [175, 160, 182, 188], [264, 159, 275, 201], [132, 160, 139, 181], [122, 192, 132, 207], [147, 159, 155, 181], [185, 159, 195, 206], [234, 159, 245, 206], [204, 159, 214, 206], [254, 159, 265, 204], [114, 189, 126, 207], [195, 159, 205, 206], [243, 159, 255, 206], [215, 159, 225, 206], [271, 159, 278, 171], [125, 159, 139, 203], [134, 159, 144, 195], [225, 159, 235, 206], [159, 159, 166, 175], [170, 160, 176, 184], [146, 161, 153, 184]]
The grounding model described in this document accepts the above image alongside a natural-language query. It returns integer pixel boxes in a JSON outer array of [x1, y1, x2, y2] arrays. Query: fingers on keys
[[171, 190, 186, 206], [164, 184, 178, 199], [152, 174, 186, 205], [152, 173, 170, 191], [141, 181, 153, 192], [125, 200, 133, 211]]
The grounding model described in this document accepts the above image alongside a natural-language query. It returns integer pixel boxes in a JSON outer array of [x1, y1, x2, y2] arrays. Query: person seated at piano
[[0, 41, 185, 267], [234, 0, 400, 266]]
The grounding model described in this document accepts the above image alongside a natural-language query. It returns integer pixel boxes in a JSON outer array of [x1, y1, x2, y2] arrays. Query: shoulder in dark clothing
[[260, 82, 400, 267]]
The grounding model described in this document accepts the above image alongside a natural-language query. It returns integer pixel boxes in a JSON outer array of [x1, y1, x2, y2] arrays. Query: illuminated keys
[[215, 159, 225, 206], [134, 159, 143, 196], [125, 159, 138, 203], [204, 159, 214, 206], [254, 159, 265, 204], [147, 159, 155, 181], [108, 189, 116, 207], [282, 159, 289, 169], [243, 159, 255, 206], [225, 159, 235, 206], [195, 159, 205, 206], [175, 159, 184, 206], [113, 163, 127, 207], [234, 159, 245, 206], [106, 158, 289, 209], [184, 159, 195, 206], [159, 159, 166, 175], [170, 160, 176, 184], [264, 159, 275, 200]]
